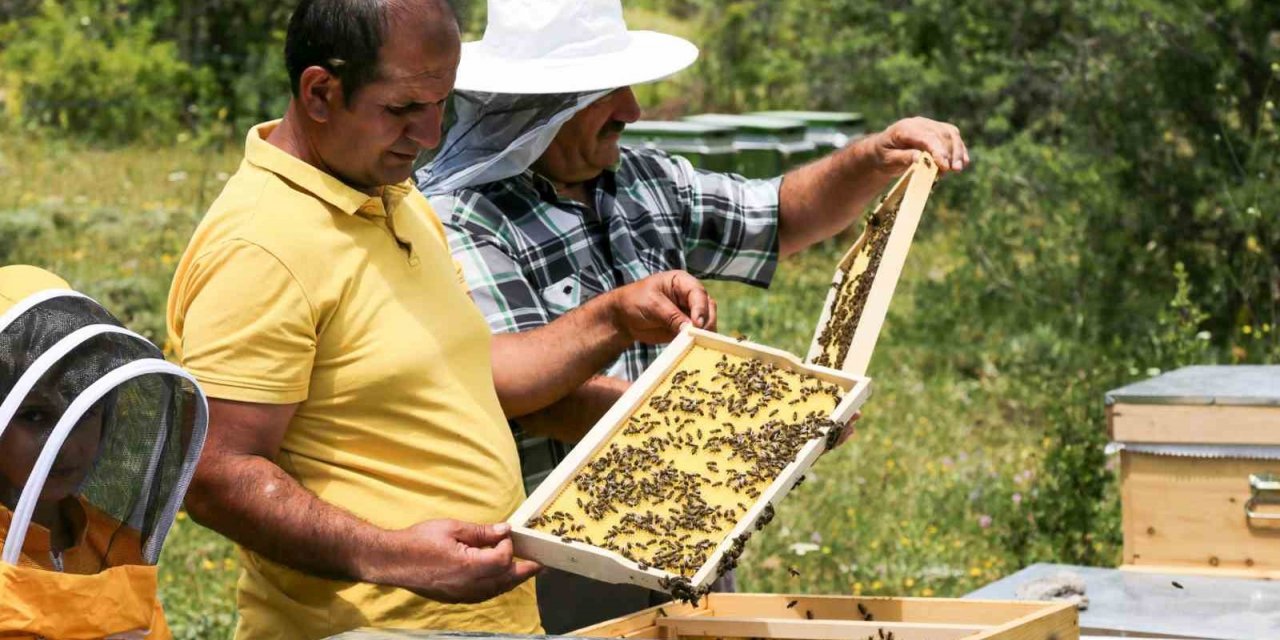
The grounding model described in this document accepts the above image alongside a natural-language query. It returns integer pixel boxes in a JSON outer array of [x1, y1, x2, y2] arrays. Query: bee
[[786, 600, 798, 609], [788, 566, 801, 577]]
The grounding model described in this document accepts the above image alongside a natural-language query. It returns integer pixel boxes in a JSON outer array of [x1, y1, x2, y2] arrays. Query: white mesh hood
[[0, 289, 208, 570]]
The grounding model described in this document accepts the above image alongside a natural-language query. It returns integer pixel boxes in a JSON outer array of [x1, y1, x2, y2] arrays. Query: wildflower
[[978, 514, 992, 528], [1012, 492, 1023, 506], [903, 577, 915, 588], [1243, 325, 1254, 335], [1196, 331, 1211, 341], [789, 542, 820, 556], [921, 588, 935, 597], [223, 558, 236, 571], [167, 171, 189, 183], [853, 582, 863, 594], [201, 559, 216, 571], [810, 531, 823, 544], [969, 567, 982, 577], [871, 580, 883, 590], [176, 511, 188, 521]]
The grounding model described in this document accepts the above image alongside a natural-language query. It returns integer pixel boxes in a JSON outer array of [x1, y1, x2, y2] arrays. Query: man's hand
[[363, 520, 541, 604], [606, 270, 716, 344], [777, 117, 968, 257], [870, 116, 970, 175], [829, 411, 862, 449]]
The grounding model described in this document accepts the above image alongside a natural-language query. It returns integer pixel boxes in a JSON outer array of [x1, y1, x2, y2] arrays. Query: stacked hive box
[[1108, 365, 1280, 579]]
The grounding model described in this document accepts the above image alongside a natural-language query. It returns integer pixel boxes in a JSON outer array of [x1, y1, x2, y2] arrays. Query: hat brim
[[454, 30, 699, 94], [0, 266, 71, 314]]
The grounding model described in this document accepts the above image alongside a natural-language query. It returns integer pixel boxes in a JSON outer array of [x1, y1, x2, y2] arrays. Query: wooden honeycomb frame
[[507, 327, 871, 598], [807, 154, 939, 376], [572, 593, 1079, 640]]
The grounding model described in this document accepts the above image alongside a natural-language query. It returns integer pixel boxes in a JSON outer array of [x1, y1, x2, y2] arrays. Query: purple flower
[[810, 531, 823, 544], [1012, 493, 1023, 506], [978, 514, 993, 529]]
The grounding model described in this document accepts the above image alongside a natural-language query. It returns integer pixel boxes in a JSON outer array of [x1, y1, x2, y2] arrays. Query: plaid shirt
[[425, 147, 780, 490]]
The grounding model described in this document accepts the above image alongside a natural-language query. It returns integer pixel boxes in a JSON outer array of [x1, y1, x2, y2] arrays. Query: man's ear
[[299, 66, 342, 123]]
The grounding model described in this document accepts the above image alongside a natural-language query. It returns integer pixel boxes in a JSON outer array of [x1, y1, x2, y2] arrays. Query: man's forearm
[[491, 295, 630, 418], [777, 133, 896, 257], [185, 454, 395, 584], [513, 375, 630, 443]]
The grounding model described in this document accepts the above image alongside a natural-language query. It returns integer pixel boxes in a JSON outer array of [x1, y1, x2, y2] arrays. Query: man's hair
[[284, 0, 454, 101]]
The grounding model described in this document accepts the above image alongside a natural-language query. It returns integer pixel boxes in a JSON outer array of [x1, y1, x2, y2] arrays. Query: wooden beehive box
[[571, 593, 1078, 640], [1107, 365, 1280, 579], [507, 327, 871, 598], [807, 153, 938, 376]]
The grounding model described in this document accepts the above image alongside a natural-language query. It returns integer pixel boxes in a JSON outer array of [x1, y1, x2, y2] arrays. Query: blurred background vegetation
[[0, 0, 1277, 637]]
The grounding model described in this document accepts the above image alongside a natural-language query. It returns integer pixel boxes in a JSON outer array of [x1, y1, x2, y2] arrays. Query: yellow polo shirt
[[167, 122, 538, 639]]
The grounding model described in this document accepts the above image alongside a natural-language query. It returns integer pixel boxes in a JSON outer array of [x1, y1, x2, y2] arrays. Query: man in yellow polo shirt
[[166, 1, 716, 638]]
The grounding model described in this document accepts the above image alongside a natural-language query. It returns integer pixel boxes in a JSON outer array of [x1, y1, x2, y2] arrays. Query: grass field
[[0, 133, 1122, 638]]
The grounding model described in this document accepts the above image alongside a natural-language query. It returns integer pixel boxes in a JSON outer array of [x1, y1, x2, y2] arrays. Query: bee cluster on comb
[[810, 196, 901, 370], [526, 345, 845, 600]]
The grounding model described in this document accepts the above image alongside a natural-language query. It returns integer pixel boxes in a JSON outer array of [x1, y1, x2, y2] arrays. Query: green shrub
[[0, 0, 212, 144]]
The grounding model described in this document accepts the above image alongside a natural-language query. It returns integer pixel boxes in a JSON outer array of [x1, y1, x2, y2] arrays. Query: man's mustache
[[599, 120, 626, 138]]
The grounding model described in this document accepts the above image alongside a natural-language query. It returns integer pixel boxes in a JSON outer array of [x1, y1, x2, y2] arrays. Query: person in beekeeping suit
[[0, 264, 209, 638]]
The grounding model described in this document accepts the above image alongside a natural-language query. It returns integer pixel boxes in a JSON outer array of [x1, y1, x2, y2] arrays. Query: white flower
[[1196, 331, 1211, 341], [789, 542, 820, 556], [167, 171, 189, 183]]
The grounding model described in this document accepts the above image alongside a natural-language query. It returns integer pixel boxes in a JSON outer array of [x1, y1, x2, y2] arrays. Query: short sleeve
[[431, 192, 551, 334], [171, 240, 317, 404], [662, 151, 782, 286]]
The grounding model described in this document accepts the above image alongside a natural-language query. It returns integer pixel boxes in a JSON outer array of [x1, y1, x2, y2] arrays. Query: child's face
[[0, 389, 104, 502]]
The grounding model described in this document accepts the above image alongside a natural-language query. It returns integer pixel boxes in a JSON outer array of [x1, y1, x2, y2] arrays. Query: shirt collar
[[244, 120, 414, 218]]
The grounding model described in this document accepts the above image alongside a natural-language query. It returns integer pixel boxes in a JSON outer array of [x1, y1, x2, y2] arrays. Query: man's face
[[315, 12, 461, 190], [534, 87, 643, 185], [0, 390, 104, 503]]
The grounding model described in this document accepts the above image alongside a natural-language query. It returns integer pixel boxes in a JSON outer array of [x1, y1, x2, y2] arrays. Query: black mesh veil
[[0, 290, 208, 571]]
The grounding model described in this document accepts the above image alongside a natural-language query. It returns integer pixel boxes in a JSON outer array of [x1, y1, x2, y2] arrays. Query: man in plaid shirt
[[420, 0, 968, 631]]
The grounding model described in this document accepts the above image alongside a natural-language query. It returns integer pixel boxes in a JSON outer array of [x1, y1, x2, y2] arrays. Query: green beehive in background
[[619, 121, 738, 173], [750, 110, 867, 156], [682, 114, 817, 178]]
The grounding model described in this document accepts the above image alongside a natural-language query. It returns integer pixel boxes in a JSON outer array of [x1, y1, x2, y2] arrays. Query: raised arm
[[185, 398, 540, 604], [777, 117, 969, 257]]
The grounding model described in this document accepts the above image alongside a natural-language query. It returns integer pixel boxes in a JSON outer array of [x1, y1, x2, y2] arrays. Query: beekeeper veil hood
[[0, 265, 208, 570]]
